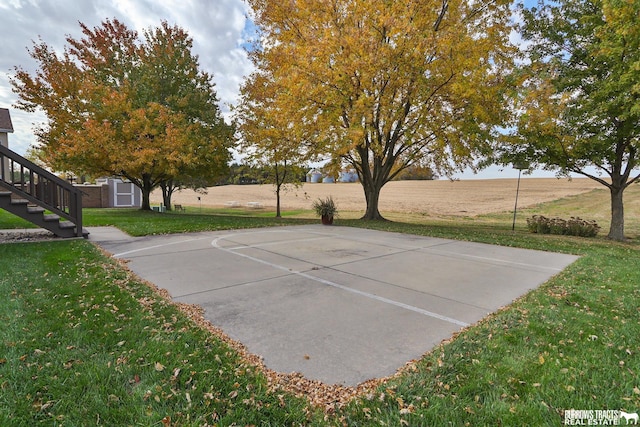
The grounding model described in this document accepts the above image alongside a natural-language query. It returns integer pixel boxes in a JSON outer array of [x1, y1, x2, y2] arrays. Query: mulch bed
[[0, 230, 58, 244]]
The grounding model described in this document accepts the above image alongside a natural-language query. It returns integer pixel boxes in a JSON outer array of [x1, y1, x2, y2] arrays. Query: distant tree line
[[392, 165, 437, 181], [217, 163, 303, 185]]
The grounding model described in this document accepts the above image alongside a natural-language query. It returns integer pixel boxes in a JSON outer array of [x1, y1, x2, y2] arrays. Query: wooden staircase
[[0, 144, 86, 238]]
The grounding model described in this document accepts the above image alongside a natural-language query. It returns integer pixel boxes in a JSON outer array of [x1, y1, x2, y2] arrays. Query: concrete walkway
[[89, 225, 579, 386]]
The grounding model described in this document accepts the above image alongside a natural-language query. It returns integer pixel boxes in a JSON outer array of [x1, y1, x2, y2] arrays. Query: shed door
[[114, 181, 135, 207]]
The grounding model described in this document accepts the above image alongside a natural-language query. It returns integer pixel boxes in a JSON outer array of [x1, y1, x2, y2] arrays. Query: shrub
[[566, 216, 601, 237], [526, 215, 600, 237]]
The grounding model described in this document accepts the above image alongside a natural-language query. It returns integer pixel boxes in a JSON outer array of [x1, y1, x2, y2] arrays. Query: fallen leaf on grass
[[155, 362, 165, 372], [63, 360, 80, 369], [32, 400, 54, 411]]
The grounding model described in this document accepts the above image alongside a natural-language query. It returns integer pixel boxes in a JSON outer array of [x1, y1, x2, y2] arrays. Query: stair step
[[10, 199, 29, 205], [59, 221, 76, 229], [0, 191, 11, 197], [27, 206, 46, 214], [43, 214, 61, 222]]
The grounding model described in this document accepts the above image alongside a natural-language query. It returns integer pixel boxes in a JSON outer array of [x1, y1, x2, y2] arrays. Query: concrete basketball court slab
[[89, 225, 579, 386]]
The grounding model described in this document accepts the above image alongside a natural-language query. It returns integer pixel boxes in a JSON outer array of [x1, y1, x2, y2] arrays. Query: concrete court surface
[[89, 225, 579, 386]]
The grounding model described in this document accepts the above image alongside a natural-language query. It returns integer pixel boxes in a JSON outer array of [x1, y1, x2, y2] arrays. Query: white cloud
[[0, 0, 253, 155]]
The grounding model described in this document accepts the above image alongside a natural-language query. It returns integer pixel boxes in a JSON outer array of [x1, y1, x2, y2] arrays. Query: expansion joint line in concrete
[[211, 232, 470, 328]]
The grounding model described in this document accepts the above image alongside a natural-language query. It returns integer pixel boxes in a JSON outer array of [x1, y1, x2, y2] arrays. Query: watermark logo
[[564, 409, 639, 425], [621, 412, 639, 425]]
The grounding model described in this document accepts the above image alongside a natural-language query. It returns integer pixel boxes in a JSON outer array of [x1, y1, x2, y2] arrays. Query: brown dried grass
[[154, 178, 602, 217]]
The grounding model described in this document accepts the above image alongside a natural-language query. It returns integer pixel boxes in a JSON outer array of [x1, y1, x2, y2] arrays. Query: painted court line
[[114, 237, 211, 258], [224, 235, 333, 251], [426, 247, 567, 272], [212, 232, 470, 328]]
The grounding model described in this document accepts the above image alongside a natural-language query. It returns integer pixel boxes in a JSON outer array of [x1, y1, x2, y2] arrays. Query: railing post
[[29, 170, 34, 196], [0, 151, 5, 181], [72, 189, 83, 237]]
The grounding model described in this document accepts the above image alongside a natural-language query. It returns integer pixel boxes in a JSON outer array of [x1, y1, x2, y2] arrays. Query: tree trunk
[[162, 191, 172, 211], [141, 188, 151, 211], [160, 181, 175, 211], [275, 183, 282, 218], [608, 185, 625, 241], [140, 174, 154, 211], [361, 180, 385, 220]]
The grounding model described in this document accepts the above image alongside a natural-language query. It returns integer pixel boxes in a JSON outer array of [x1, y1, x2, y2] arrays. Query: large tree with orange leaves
[[11, 19, 231, 210], [241, 0, 514, 219]]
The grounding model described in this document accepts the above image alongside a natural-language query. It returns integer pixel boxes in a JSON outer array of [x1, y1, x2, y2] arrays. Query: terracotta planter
[[321, 214, 334, 225]]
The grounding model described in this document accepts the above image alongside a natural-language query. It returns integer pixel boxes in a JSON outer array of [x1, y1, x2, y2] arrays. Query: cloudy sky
[[0, 0, 254, 154], [1, 0, 557, 179]]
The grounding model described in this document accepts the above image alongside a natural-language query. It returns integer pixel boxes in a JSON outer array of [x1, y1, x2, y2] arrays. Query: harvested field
[[152, 178, 603, 217]]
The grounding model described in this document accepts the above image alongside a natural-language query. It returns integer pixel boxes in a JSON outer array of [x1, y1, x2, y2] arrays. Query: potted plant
[[312, 196, 337, 225]]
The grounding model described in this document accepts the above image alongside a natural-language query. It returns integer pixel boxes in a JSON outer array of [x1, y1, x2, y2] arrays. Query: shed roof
[[0, 108, 14, 133]]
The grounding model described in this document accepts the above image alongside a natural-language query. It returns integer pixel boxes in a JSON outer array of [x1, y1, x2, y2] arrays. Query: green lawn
[[1, 190, 639, 425], [82, 207, 316, 236]]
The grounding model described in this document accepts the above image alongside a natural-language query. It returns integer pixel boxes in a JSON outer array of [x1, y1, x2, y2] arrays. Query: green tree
[[137, 21, 234, 210], [393, 163, 437, 181], [243, 0, 514, 219], [226, 163, 263, 185], [11, 19, 231, 210], [158, 120, 234, 210], [498, 0, 640, 241]]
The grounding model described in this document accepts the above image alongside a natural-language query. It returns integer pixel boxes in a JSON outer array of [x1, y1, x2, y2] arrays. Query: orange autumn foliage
[[242, 0, 515, 219], [12, 19, 231, 209]]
